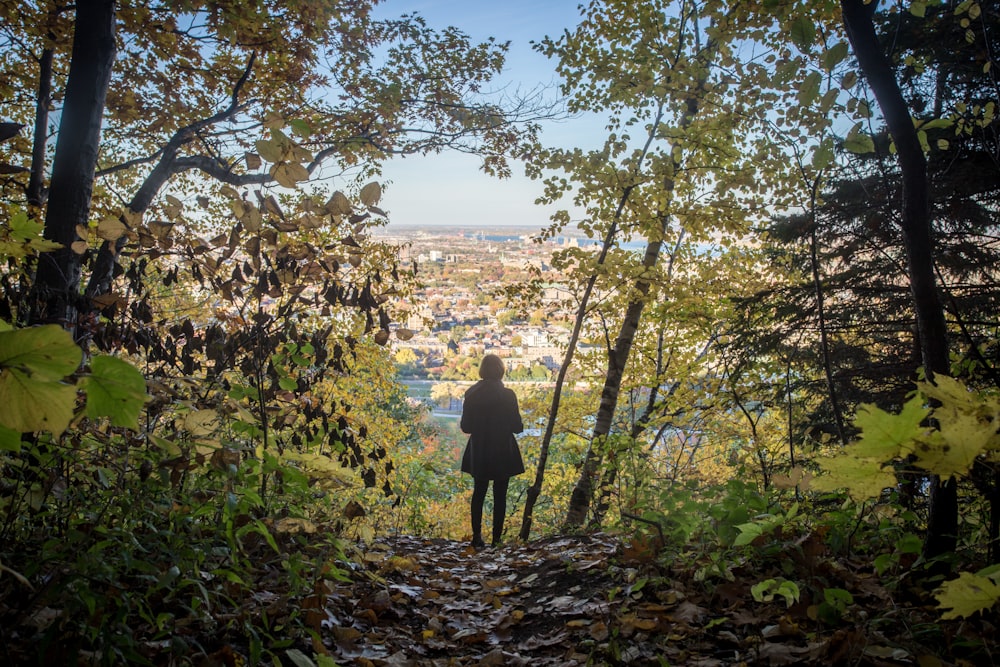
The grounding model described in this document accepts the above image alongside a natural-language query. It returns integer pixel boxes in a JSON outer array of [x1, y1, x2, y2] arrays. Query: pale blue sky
[[372, 0, 591, 228]]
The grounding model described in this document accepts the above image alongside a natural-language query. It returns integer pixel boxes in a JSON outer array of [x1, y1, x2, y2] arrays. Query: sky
[[370, 0, 592, 229]]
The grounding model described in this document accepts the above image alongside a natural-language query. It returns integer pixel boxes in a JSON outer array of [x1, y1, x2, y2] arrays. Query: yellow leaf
[[360, 181, 382, 206], [272, 163, 298, 189], [122, 208, 142, 227], [263, 112, 284, 129], [97, 216, 127, 241], [853, 396, 928, 459], [262, 195, 284, 219], [219, 185, 241, 199], [812, 448, 897, 501], [272, 162, 309, 188], [274, 517, 318, 534], [244, 208, 263, 232], [0, 368, 77, 436], [936, 571, 1000, 620], [183, 409, 219, 437]]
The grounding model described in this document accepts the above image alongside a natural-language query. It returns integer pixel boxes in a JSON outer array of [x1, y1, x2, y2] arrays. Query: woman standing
[[460, 354, 525, 549]]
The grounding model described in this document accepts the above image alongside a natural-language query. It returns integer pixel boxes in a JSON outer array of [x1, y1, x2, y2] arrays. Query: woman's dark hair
[[479, 354, 505, 381]]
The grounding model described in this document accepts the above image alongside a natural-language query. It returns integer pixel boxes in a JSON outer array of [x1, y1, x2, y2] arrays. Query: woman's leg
[[491, 477, 510, 546], [471, 477, 489, 547]]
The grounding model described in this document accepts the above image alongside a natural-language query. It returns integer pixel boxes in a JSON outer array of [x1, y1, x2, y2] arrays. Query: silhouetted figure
[[460, 354, 525, 549]]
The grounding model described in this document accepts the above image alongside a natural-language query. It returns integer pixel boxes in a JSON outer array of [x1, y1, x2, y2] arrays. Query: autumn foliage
[[2, 0, 1000, 665]]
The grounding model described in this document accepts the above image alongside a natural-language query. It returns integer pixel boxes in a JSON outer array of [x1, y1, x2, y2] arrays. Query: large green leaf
[[812, 447, 897, 501], [0, 325, 81, 380], [0, 368, 77, 435], [0, 424, 21, 452], [853, 395, 928, 459], [81, 355, 147, 430], [789, 15, 816, 51]]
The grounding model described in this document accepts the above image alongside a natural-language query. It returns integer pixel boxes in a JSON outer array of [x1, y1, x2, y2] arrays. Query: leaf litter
[[8, 530, 996, 665], [253, 531, 995, 667]]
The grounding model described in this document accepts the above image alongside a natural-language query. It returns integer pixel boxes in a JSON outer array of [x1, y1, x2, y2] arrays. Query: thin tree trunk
[[588, 232, 692, 529], [31, 0, 116, 334], [517, 217, 622, 541], [519, 102, 667, 541], [563, 236, 665, 530], [841, 0, 954, 561], [807, 176, 847, 445], [563, 10, 720, 530], [27, 47, 54, 209]]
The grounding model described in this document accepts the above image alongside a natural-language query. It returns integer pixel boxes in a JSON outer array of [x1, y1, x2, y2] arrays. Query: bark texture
[[32, 0, 116, 333], [840, 0, 955, 560]]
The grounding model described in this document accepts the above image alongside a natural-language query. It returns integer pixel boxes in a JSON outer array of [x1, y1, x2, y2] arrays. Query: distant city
[[372, 225, 594, 385]]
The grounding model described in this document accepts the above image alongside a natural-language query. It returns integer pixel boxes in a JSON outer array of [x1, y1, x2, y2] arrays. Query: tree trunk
[[519, 102, 668, 541], [27, 47, 54, 210], [808, 178, 848, 446], [563, 237, 664, 530], [31, 0, 116, 334], [588, 232, 692, 529], [841, 0, 955, 560], [518, 218, 622, 541], [563, 18, 719, 530]]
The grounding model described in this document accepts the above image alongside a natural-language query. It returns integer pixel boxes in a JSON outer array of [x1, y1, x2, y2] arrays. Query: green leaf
[[797, 71, 823, 106], [81, 355, 147, 430], [896, 533, 923, 554], [0, 325, 82, 380], [288, 118, 312, 138], [844, 130, 875, 154], [0, 423, 21, 452], [853, 395, 929, 459], [0, 368, 77, 435], [812, 448, 897, 501], [910, 1, 928, 18], [936, 571, 1000, 620], [822, 42, 849, 71], [8, 208, 45, 242], [790, 16, 816, 51], [733, 522, 763, 546], [812, 139, 835, 169], [873, 553, 895, 575], [285, 648, 318, 667]]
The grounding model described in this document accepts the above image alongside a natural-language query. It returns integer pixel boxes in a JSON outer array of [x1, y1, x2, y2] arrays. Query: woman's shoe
[[472, 536, 486, 549]]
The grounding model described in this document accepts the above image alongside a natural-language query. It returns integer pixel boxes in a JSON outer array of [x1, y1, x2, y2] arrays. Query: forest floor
[[6, 532, 996, 666], [230, 532, 993, 667]]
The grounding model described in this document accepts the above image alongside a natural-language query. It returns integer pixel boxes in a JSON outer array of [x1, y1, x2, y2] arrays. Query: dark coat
[[460, 379, 525, 480]]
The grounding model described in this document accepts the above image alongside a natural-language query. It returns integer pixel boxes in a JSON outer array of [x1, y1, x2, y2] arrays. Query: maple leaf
[[812, 445, 898, 501], [853, 395, 929, 459], [935, 571, 1000, 620]]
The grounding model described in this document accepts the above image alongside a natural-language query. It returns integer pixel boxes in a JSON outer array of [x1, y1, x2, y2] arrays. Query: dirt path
[[317, 534, 718, 666]]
